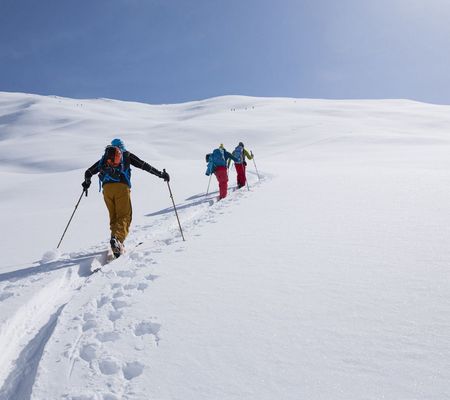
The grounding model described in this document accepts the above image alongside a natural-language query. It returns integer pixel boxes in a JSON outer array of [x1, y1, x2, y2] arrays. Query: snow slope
[[1, 92, 450, 399]]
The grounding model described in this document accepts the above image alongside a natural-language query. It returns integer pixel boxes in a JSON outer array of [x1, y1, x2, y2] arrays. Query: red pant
[[235, 163, 246, 188], [214, 166, 229, 199]]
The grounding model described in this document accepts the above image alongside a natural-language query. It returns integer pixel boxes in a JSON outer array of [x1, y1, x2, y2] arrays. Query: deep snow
[[0, 92, 450, 399]]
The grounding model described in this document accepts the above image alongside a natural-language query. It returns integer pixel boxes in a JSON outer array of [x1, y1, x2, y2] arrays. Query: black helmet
[[238, 142, 244, 147]]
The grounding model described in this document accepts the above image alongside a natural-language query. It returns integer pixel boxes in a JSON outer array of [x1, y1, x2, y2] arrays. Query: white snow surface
[[0, 91, 450, 399]]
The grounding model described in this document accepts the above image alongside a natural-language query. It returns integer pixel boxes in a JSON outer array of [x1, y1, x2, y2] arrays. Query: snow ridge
[[2, 92, 450, 399]]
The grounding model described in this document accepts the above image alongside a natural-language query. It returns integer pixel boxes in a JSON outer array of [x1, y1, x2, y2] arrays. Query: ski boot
[[110, 236, 124, 259]]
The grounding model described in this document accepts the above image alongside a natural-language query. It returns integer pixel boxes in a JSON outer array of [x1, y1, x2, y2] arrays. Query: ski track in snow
[[0, 173, 266, 399], [0, 267, 83, 393]]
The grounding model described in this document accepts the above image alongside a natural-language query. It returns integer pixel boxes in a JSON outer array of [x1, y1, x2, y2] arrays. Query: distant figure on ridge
[[82, 138, 170, 258], [205, 144, 238, 200], [229, 142, 254, 189]]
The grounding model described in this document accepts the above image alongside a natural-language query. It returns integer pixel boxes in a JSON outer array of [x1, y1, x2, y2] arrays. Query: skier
[[205, 144, 238, 200], [82, 138, 170, 258], [229, 142, 254, 188]]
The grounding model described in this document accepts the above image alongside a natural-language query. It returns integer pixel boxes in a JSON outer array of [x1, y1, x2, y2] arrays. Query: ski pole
[[251, 151, 261, 181], [205, 174, 212, 197], [245, 163, 250, 191], [57, 189, 87, 249], [164, 170, 185, 242]]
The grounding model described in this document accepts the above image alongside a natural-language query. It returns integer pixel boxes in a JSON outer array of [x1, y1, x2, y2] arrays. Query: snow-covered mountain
[[0, 91, 450, 399]]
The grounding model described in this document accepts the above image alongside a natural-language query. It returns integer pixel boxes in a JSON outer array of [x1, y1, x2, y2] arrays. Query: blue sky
[[1, 0, 450, 104]]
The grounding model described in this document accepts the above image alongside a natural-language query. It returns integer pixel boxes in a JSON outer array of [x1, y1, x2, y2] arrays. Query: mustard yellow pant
[[103, 183, 132, 243]]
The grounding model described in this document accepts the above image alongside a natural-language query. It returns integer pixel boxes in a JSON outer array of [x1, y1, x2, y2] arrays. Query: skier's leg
[[103, 184, 117, 238], [215, 167, 228, 199], [235, 164, 245, 188], [113, 183, 132, 243]]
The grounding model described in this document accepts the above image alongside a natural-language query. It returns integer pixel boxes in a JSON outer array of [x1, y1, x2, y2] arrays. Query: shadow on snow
[[145, 191, 218, 217], [0, 251, 106, 283]]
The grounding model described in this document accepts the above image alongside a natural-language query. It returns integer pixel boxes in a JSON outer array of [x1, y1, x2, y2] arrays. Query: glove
[[160, 170, 170, 182], [82, 177, 91, 190]]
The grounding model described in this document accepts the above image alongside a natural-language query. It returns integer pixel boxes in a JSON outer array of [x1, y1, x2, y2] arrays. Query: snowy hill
[[1, 91, 450, 399]]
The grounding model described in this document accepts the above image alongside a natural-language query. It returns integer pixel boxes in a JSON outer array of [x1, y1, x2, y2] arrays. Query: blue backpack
[[205, 148, 226, 175], [232, 146, 244, 164], [98, 145, 131, 188]]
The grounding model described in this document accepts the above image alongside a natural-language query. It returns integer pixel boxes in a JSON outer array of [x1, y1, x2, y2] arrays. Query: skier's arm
[[225, 151, 239, 163], [82, 161, 100, 190], [85, 161, 100, 179], [244, 149, 253, 160], [130, 153, 169, 181]]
